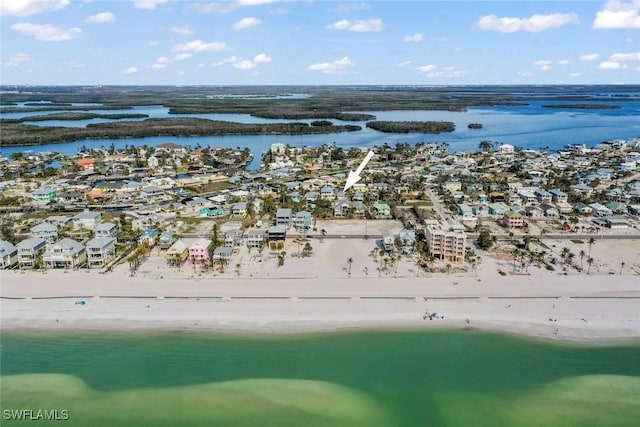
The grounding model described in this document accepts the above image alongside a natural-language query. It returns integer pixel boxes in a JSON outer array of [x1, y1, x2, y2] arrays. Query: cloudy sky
[[2, 0, 639, 85]]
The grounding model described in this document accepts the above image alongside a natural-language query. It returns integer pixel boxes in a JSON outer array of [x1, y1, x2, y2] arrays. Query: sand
[[1, 238, 639, 341]]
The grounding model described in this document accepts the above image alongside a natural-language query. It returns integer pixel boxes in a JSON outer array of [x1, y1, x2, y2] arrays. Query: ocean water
[[1, 330, 638, 426]]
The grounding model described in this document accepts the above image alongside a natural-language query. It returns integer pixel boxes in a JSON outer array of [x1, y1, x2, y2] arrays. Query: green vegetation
[[477, 228, 494, 249], [1, 112, 148, 123], [366, 120, 455, 133], [467, 122, 483, 129], [0, 118, 362, 146], [541, 104, 621, 109]]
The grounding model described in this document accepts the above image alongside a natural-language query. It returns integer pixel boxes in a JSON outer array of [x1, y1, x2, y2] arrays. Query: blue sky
[[2, 0, 639, 85]]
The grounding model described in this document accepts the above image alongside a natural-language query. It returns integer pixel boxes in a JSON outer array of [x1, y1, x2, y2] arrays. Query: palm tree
[[346, 257, 353, 275], [236, 262, 241, 276], [588, 237, 595, 257], [446, 263, 452, 275], [320, 228, 327, 243], [620, 261, 625, 275], [560, 247, 571, 268], [586, 256, 594, 274], [579, 249, 586, 270]]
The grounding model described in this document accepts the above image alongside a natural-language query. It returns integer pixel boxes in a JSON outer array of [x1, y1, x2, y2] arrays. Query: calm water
[[2, 99, 640, 170], [1, 330, 638, 426]]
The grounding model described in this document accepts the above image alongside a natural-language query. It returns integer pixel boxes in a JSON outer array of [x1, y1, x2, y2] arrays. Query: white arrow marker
[[343, 150, 374, 192]]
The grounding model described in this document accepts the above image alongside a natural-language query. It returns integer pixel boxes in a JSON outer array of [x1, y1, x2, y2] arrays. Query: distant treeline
[[366, 121, 455, 134], [540, 104, 621, 110], [467, 123, 483, 129], [0, 118, 362, 146], [1, 112, 149, 123]]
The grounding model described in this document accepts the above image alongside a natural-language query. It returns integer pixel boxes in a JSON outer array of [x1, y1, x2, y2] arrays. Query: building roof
[[17, 237, 46, 250], [268, 225, 288, 234], [276, 208, 292, 217], [30, 222, 57, 233], [86, 236, 115, 249], [95, 222, 117, 231], [0, 240, 17, 255], [73, 211, 101, 220], [166, 240, 188, 254], [189, 238, 212, 250]]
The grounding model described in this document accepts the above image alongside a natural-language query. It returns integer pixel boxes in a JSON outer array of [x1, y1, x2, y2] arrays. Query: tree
[[588, 237, 595, 257], [620, 261, 625, 275], [586, 257, 594, 274], [0, 214, 16, 242], [446, 263, 452, 275], [478, 140, 493, 152], [320, 228, 327, 243], [477, 229, 494, 249], [579, 249, 586, 270], [346, 257, 353, 276]]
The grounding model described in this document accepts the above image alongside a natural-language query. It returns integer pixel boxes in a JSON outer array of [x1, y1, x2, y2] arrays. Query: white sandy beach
[[1, 238, 639, 341]]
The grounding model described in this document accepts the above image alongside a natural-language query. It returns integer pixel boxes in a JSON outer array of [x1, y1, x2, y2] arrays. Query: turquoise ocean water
[[1, 330, 638, 426]]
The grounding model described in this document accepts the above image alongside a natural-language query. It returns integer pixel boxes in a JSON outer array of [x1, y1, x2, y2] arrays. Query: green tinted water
[[1, 330, 639, 426]]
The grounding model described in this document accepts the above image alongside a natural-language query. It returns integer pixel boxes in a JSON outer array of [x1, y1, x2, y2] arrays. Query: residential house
[[267, 225, 287, 243], [95, 222, 118, 239], [589, 203, 613, 216], [382, 230, 395, 252], [212, 246, 233, 263], [333, 200, 351, 217], [490, 192, 506, 203], [188, 238, 212, 265], [499, 144, 515, 154], [517, 188, 537, 204], [0, 240, 18, 269], [525, 206, 545, 219], [224, 229, 244, 247], [232, 202, 248, 218], [139, 229, 158, 246], [275, 208, 293, 228], [488, 203, 507, 216], [304, 191, 318, 203], [244, 229, 265, 249], [425, 224, 466, 263], [199, 206, 226, 217], [165, 240, 188, 266], [86, 237, 116, 268], [353, 202, 366, 218], [320, 186, 336, 201], [503, 211, 524, 228], [30, 222, 58, 243], [573, 202, 593, 216], [539, 203, 559, 218], [604, 216, 630, 229], [46, 216, 72, 228], [292, 211, 313, 232], [77, 158, 95, 171], [158, 232, 177, 249], [570, 183, 593, 196], [131, 213, 164, 231], [549, 189, 568, 203], [534, 188, 552, 204], [31, 186, 57, 204], [289, 191, 301, 204], [251, 198, 264, 215], [397, 228, 416, 254], [441, 180, 462, 192], [57, 191, 85, 204], [42, 238, 86, 269], [17, 237, 47, 268], [72, 211, 102, 230], [605, 201, 627, 214], [458, 204, 474, 218], [371, 203, 391, 219]]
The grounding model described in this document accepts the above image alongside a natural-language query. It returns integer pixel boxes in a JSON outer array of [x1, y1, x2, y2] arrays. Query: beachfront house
[[86, 237, 116, 268], [244, 230, 265, 249], [320, 186, 336, 201], [333, 200, 351, 217], [30, 222, 58, 243], [275, 208, 293, 228], [549, 189, 568, 203], [95, 222, 118, 239], [139, 229, 158, 246], [165, 240, 188, 266], [0, 240, 19, 269], [17, 237, 47, 268], [73, 211, 102, 230], [268, 225, 287, 245], [224, 229, 244, 247], [42, 238, 86, 269], [212, 246, 233, 263], [188, 238, 212, 266], [382, 230, 395, 252]]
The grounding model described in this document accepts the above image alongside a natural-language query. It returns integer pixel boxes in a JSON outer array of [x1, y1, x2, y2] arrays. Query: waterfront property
[[73, 211, 102, 230], [165, 240, 189, 266], [95, 222, 118, 239], [425, 223, 466, 263], [30, 222, 58, 243], [86, 237, 116, 268], [16, 237, 47, 268], [188, 238, 212, 266], [0, 240, 19, 269], [244, 229, 265, 249], [275, 208, 293, 228], [42, 238, 86, 269]]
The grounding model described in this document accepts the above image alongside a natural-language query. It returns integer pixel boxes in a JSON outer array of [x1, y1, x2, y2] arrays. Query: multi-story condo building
[[425, 224, 466, 263]]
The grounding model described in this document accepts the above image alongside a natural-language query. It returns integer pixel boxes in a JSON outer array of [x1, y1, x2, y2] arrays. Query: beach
[[2, 236, 639, 341]]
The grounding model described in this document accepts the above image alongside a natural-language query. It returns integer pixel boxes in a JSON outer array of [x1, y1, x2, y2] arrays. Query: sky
[[1, 0, 640, 85]]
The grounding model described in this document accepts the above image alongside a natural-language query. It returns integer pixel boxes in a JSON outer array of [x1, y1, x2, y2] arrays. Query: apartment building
[[424, 224, 466, 263]]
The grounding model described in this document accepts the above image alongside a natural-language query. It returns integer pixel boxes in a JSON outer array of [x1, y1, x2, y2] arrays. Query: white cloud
[[475, 13, 579, 32], [212, 56, 241, 67], [5, 53, 30, 67], [84, 12, 115, 23], [416, 64, 437, 73], [237, 0, 275, 5], [174, 39, 229, 52], [579, 53, 599, 61], [134, 0, 168, 10], [253, 53, 272, 63], [122, 66, 138, 74], [569, 72, 583, 77], [330, 3, 371, 14], [308, 57, 355, 74], [152, 53, 192, 69], [417, 65, 465, 78], [233, 60, 256, 70], [233, 17, 262, 30], [269, 8, 289, 16], [403, 33, 423, 43], [398, 61, 412, 68], [557, 59, 570, 65], [1, 0, 69, 16], [593, 0, 640, 29], [326, 18, 384, 32], [171, 25, 193, 35], [148, 41, 160, 46], [534, 59, 553, 71], [10, 22, 82, 41], [189, 2, 237, 14], [599, 61, 625, 69], [610, 52, 640, 60]]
